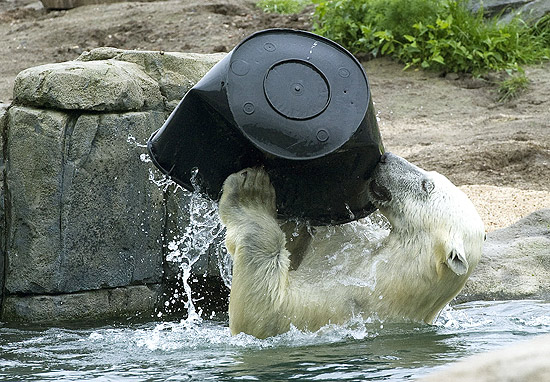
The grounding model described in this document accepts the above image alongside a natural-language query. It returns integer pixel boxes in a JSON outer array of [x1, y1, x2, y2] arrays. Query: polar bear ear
[[446, 247, 468, 276]]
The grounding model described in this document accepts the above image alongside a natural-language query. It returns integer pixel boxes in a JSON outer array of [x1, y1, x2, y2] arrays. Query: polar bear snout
[[369, 153, 401, 203], [379, 152, 390, 163], [374, 152, 423, 177], [368, 152, 425, 205]]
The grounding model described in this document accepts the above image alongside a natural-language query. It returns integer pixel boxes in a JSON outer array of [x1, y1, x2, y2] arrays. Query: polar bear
[[218, 152, 485, 338]]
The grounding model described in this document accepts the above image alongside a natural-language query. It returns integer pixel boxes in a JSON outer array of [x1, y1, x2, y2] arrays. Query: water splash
[[126, 134, 148, 148], [129, 314, 379, 353], [435, 303, 493, 330], [161, 168, 229, 324], [215, 243, 233, 289], [344, 203, 355, 221], [134, 133, 227, 322], [148, 168, 174, 192], [518, 314, 550, 327], [4, 301, 550, 382], [139, 153, 152, 163]]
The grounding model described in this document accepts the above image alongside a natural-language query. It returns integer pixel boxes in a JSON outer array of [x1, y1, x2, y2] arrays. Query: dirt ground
[[1, 0, 548, 231]]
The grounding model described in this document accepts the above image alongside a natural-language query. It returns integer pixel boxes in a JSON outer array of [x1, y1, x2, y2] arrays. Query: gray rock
[[457, 209, 550, 302], [77, 48, 226, 110], [2, 285, 160, 322], [59, 112, 166, 292], [501, 0, 550, 23], [4, 106, 166, 294], [469, 0, 550, 23], [4, 107, 67, 294], [0, 49, 231, 322], [470, 0, 531, 16], [13, 60, 163, 112], [419, 333, 550, 382], [0, 104, 6, 308]]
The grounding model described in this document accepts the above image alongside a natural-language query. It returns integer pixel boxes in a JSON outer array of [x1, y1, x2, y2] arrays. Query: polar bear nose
[[380, 152, 391, 164]]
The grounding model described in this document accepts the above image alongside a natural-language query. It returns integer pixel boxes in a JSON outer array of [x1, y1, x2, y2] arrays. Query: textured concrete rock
[[470, 0, 531, 16], [0, 49, 230, 322], [2, 285, 161, 322], [470, 0, 550, 23], [59, 111, 166, 292], [13, 60, 163, 112], [4, 106, 165, 294], [504, 0, 550, 23], [0, 104, 6, 309], [458, 209, 550, 302], [5, 107, 68, 294], [419, 333, 550, 382], [77, 48, 226, 110]]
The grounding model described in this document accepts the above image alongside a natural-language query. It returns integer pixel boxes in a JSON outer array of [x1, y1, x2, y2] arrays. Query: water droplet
[[345, 203, 355, 220]]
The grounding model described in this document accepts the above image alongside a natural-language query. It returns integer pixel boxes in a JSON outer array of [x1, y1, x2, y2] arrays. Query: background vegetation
[[313, 0, 550, 75], [258, 0, 550, 78]]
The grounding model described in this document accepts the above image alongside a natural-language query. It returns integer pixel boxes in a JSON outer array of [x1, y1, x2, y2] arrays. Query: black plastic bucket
[[148, 29, 384, 225]]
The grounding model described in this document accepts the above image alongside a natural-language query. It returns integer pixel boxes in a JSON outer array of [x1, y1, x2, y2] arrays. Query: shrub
[[313, 0, 550, 74]]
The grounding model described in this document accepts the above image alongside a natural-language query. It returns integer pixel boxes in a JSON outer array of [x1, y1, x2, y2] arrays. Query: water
[[1, 300, 549, 381]]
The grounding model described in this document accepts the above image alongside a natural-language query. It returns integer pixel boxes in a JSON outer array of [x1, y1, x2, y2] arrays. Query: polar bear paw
[[219, 167, 277, 225]]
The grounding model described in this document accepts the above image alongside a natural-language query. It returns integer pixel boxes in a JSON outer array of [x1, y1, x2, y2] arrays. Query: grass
[[497, 73, 530, 102], [256, 0, 310, 14]]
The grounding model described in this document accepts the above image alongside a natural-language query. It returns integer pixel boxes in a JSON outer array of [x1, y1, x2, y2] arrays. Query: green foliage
[[257, 0, 309, 14], [313, 0, 550, 74], [497, 73, 530, 102]]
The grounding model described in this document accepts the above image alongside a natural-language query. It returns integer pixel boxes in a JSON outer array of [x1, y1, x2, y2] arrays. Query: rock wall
[[0, 48, 227, 322]]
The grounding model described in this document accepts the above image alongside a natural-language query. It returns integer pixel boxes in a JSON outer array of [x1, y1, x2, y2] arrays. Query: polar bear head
[[368, 152, 485, 277]]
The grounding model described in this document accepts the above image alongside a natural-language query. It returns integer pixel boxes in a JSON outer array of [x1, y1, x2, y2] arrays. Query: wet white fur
[[218, 154, 485, 339]]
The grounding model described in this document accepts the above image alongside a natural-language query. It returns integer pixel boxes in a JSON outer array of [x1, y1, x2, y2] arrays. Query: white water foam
[[126, 315, 380, 353]]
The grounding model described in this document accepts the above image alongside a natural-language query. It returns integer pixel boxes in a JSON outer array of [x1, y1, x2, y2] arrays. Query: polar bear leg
[[219, 168, 291, 337]]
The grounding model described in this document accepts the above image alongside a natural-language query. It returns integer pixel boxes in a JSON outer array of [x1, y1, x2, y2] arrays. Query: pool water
[[1, 299, 549, 381]]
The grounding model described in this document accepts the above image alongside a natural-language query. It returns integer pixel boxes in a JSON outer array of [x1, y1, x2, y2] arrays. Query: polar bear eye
[[421, 178, 435, 194]]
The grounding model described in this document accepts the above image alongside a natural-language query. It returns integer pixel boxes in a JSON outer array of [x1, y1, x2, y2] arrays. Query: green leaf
[[431, 55, 445, 64], [381, 41, 394, 54]]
